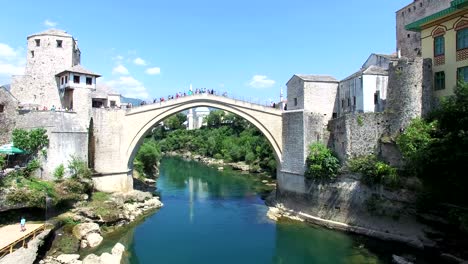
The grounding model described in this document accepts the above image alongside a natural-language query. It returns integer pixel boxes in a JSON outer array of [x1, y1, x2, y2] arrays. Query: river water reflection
[[95, 157, 385, 263]]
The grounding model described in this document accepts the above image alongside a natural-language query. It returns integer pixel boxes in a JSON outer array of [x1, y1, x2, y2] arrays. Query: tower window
[[61, 77, 64, 85], [35, 39, 40, 47], [374, 91, 380, 104], [353, 96, 356, 106], [0, 104, 4, 113], [294, 98, 297, 106], [65, 76, 68, 83], [56, 40, 63, 48], [73, 75, 80, 84], [86, 77, 92, 85], [30, 51, 34, 58]]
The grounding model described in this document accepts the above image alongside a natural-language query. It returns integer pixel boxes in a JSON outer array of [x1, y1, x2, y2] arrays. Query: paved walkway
[[0, 223, 44, 251]]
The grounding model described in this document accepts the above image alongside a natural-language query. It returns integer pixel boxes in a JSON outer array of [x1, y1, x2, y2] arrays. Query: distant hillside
[[121, 96, 142, 106]]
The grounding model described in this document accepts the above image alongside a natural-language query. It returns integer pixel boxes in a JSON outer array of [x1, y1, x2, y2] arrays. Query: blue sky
[[0, 0, 410, 103]]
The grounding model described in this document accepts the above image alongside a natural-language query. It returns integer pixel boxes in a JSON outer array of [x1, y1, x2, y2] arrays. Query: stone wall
[[396, 0, 451, 58], [386, 57, 433, 134], [0, 88, 18, 145], [328, 113, 388, 162], [14, 111, 89, 180]]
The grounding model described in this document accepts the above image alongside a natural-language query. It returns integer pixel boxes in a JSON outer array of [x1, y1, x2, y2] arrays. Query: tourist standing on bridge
[[20, 216, 26, 232]]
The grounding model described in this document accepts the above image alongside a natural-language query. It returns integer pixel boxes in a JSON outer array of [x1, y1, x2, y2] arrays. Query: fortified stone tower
[[278, 75, 338, 193], [386, 57, 433, 133], [11, 29, 81, 109]]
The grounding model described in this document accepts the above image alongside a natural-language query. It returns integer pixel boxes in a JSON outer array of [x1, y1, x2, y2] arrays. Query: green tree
[[135, 140, 162, 176], [205, 110, 225, 128], [12, 128, 48, 153], [398, 82, 468, 206], [164, 113, 187, 130]]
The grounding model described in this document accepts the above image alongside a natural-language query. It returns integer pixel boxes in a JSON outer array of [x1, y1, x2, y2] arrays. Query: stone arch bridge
[[91, 93, 283, 192]]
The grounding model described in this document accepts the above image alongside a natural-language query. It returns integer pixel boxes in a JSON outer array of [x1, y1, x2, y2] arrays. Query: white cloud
[[133, 57, 146, 66], [0, 43, 17, 57], [112, 64, 129, 75], [248, 75, 275, 88], [106, 76, 149, 99], [0, 43, 25, 81], [44, 19, 58, 27], [145, 67, 160, 75], [0, 63, 24, 76]]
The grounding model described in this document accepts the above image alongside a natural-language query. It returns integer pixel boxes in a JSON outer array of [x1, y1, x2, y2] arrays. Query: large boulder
[[56, 254, 81, 264], [81, 243, 125, 264], [111, 243, 125, 257], [72, 223, 100, 239], [82, 254, 100, 264], [85, 233, 103, 248]]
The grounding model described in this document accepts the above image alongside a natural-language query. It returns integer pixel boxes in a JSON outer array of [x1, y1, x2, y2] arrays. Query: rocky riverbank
[[40, 242, 125, 264], [46, 190, 163, 257]]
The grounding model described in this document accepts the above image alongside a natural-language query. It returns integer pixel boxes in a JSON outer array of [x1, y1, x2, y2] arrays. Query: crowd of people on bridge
[[140, 88, 227, 106]]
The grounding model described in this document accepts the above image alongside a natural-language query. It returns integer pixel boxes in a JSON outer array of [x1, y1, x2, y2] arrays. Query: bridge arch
[[125, 95, 283, 170]]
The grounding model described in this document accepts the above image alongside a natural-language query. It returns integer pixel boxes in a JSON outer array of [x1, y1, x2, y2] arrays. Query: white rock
[[85, 233, 103, 248], [73, 223, 100, 239], [266, 207, 282, 221], [56, 254, 80, 263], [100, 252, 119, 264], [111, 243, 125, 257], [82, 254, 100, 264], [80, 239, 88, 248]]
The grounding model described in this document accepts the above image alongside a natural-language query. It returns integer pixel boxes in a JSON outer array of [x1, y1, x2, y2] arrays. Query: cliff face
[[275, 173, 430, 247]]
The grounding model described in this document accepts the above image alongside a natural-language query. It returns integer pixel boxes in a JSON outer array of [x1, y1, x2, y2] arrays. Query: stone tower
[[278, 75, 338, 193], [11, 29, 81, 108], [386, 57, 433, 133]]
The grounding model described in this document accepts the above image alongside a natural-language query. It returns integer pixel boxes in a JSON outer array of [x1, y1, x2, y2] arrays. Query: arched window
[[455, 19, 468, 61], [432, 27, 445, 57]]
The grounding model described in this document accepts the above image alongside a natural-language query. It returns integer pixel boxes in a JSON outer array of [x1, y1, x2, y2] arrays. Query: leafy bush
[[304, 143, 340, 180], [24, 159, 41, 175], [213, 153, 223, 160], [135, 140, 162, 177], [68, 156, 91, 179], [348, 155, 399, 187], [54, 164, 65, 180], [0, 154, 5, 169], [396, 118, 436, 169]]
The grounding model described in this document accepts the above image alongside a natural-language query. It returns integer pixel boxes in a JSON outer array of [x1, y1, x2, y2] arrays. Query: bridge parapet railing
[[126, 92, 281, 112]]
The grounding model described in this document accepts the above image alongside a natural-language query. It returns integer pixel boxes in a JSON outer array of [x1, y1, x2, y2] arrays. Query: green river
[[90, 157, 401, 264]]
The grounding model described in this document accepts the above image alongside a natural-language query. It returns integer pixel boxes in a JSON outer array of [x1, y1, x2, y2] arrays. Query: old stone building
[[0, 85, 18, 145], [4, 29, 104, 179], [396, 0, 451, 58], [337, 53, 397, 117], [406, 0, 468, 98]]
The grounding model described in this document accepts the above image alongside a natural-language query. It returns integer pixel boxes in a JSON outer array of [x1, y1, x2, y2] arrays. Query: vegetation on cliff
[[304, 143, 340, 180], [397, 82, 468, 231]]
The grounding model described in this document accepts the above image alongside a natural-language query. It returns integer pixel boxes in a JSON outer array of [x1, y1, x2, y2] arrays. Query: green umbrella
[[0, 143, 26, 155]]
